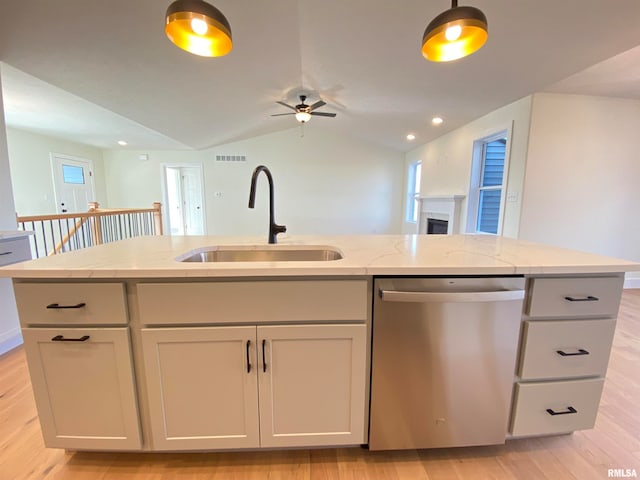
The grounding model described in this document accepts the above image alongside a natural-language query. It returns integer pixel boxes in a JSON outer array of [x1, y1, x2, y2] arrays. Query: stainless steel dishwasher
[[369, 276, 525, 450]]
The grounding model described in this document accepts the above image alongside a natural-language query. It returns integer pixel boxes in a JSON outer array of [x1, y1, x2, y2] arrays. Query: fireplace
[[427, 218, 448, 234], [418, 195, 465, 235]]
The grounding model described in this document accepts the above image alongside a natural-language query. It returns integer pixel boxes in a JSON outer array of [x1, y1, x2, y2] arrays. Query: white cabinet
[[511, 274, 623, 437], [141, 326, 260, 450], [14, 282, 128, 326], [137, 280, 368, 325], [258, 324, 367, 448], [511, 378, 605, 436], [22, 327, 141, 450], [0, 236, 31, 266], [518, 318, 616, 380], [142, 323, 367, 450], [525, 276, 623, 318]]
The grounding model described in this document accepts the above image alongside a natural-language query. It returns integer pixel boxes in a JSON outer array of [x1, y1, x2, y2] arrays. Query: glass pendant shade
[[295, 111, 312, 123], [421, 2, 487, 62], [165, 0, 232, 57]]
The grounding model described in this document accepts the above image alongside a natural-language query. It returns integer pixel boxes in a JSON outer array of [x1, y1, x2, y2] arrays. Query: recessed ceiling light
[[117, 140, 128, 146], [406, 134, 416, 141], [432, 117, 444, 125]]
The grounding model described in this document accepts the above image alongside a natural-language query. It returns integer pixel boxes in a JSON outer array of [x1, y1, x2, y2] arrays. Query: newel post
[[153, 202, 163, 235], [88, 202, 103, 245]]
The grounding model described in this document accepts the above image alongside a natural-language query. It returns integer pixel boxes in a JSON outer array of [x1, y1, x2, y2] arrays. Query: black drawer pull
[[46, 303, 86, 309], [564, 295, 599, 302], [262, 339, 267, 373], [0, 251, 12, 256], [557, 349, 590, 356], [246, 340, 252, 374], [51, 335, 90, 342], [546, 406, 577, 416]]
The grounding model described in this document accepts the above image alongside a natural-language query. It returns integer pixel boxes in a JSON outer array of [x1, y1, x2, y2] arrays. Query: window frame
[[405, 160, 422, 224], [466, 126, 512, 235]]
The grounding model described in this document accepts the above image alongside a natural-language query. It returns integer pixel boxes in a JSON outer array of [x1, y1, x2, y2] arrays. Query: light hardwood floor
[[1, 290, 639, 480]]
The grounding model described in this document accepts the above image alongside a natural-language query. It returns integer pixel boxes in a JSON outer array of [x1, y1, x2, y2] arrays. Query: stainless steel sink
[[178, 245, 343, 262]]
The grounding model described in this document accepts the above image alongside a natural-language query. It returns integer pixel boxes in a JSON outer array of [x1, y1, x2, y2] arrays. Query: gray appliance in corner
[[369, 276, 525, 451]]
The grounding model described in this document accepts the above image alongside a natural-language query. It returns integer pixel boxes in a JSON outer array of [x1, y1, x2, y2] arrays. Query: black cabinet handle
[[546, 406, 577, 416], [557, 348, 590, 356], [262, 339, 267, 373], [46, 303, 86, 309], [246, 340, 252, 374], [51, 335, 90, 342], [564, 295, 599, 302], [0, 251, 12, 256]]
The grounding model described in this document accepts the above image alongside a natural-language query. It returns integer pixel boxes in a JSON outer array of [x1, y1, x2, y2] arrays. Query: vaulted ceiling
[[1, 0, 639, 152]]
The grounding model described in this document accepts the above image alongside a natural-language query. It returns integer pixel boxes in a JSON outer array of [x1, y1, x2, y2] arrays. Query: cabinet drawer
[[510, 378, 604, 436], [0, 237, 31, 266], [14, 283, 128, 326], [526, 276, 623, 318], [137, 280, 368, 325], [519, 319, 616, 380]]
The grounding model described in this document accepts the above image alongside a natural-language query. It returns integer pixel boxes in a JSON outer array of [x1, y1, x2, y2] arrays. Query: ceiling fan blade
[[308, 100, 326, 112], [276, 101, 297, 111], [271, 113, 296, 116], [310, 112, 337, 117]]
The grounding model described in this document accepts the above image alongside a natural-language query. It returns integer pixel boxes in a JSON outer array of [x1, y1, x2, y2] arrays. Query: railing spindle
[[17, 203, 163, 258]]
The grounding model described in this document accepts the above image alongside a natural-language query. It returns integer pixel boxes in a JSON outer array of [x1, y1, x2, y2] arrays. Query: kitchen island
[[1, 234, 638, 452]]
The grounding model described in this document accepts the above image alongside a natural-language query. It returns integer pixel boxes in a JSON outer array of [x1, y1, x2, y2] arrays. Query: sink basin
[[178, 245, 343, 262]]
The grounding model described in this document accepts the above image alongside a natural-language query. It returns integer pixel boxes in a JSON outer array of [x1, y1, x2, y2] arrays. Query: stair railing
[[17, 202, 163, 259]]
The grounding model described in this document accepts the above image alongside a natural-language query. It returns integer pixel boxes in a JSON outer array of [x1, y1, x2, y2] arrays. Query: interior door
[[163, 165, 205, 235], [51, 154, 95, 213], [181, 167, 205, 235]]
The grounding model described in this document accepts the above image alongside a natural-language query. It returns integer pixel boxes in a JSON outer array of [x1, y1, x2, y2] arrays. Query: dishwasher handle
[[378, 289, 525, 303]]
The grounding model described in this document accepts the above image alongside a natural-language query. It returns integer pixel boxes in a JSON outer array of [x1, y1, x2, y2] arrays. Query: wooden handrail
[[17, 202, 163, 258], [17, 207, 158, 222]]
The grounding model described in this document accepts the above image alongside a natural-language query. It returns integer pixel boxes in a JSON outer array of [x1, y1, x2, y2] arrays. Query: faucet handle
[[274, 224, 287, 235]]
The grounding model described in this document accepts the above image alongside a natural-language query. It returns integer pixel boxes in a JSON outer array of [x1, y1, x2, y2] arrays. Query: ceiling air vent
[[216, 155, 246, 162]]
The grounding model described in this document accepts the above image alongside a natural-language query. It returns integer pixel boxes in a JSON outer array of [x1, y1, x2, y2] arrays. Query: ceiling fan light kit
[[165, 0, 232, 57], [295, 111, 312, 123], [272, 95, 337, 124], [421, 0, 488, 62]]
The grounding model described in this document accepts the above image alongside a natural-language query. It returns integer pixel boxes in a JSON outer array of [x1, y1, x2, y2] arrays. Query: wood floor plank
[[1, 289, 639, 479]]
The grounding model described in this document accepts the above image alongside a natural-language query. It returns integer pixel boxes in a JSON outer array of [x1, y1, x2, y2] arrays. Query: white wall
[[0, 68, 22, 354], [103, 127, 404, 236], [6, 128, 107, 215], [520, 93, 640, 283], [403, 96, 532, 237]]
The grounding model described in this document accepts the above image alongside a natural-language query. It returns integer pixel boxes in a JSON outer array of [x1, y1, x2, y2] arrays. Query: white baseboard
[[0, 328, 23, 356], [624, 277, 640, 289]]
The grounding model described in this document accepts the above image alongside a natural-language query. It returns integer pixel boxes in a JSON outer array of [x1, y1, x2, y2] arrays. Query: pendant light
[[165, 0, 232, 57], [421, 0, 488, 62]]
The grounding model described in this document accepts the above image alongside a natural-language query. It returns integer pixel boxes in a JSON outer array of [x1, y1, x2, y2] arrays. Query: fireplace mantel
[[419, 195, 466, 234]]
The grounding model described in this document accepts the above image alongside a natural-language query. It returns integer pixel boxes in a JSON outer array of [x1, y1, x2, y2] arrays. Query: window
[[467, 131, 509, 235], [62, 164, 85, 184], [405, 161, 422, 223]]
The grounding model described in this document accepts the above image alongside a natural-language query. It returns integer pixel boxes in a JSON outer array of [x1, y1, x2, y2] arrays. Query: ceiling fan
[[272, 95, 337, 123]]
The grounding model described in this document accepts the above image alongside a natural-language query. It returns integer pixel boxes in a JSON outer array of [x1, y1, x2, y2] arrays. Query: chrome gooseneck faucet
[[248, 165, 287, 244]]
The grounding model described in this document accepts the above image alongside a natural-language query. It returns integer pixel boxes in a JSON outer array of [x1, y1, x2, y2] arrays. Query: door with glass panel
[[51, 154, 96, 213]]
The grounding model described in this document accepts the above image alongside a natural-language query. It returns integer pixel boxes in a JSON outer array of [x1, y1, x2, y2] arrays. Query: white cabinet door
[[22, 327, 141, 450], [257, 324, 367, 448], [141, 327, 259, 450]]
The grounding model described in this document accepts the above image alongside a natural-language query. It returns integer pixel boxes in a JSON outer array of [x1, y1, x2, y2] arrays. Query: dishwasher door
[[369, 277, 525, 451]]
